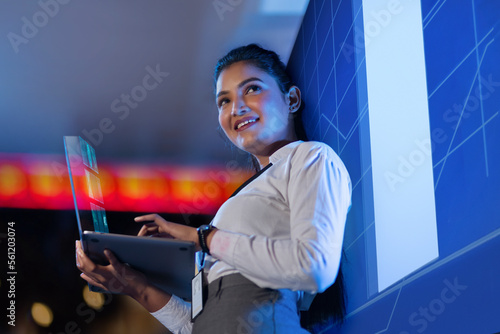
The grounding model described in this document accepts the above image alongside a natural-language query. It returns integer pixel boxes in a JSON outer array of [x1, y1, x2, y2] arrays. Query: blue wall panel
[[287, 0, 500, 332]]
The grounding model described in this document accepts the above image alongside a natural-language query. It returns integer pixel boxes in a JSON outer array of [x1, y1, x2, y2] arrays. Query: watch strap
[[198, 225, 215, 255]]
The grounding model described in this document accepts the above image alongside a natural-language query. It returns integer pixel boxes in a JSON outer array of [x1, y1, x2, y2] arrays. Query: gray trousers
[[192, 273, 310, 334]]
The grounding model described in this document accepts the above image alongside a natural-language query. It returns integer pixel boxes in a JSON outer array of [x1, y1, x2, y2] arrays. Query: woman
[[76, 44, 352, 333]]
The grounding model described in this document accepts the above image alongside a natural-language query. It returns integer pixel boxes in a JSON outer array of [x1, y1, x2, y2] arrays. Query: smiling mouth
[[235, 118, 259, 131]]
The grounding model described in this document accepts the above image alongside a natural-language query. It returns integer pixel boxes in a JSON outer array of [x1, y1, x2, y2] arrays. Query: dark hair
[[214, 43, 292, 93], [300, 254, 348, 331], [214, 44, 347, 330]]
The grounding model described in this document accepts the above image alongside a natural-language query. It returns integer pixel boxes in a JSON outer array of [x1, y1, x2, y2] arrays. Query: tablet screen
[[64, 136, 109, 238]]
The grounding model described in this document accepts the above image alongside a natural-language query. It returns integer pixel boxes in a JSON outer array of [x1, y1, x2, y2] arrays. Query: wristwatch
[[197, 225, 216, 255]]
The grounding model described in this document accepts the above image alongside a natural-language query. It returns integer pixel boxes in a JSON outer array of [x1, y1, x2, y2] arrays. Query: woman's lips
[[234, 117, 259, 132]]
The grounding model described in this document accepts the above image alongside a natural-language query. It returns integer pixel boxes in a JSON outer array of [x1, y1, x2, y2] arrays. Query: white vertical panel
[[361, 0, 439, 291]]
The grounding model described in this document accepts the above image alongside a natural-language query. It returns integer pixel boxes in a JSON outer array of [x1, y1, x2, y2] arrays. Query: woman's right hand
[[76, 240, 171, 312], [135, 214, 201, 251]]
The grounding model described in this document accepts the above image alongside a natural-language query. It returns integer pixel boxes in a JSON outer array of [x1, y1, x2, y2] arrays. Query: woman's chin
[[235, 137, 260, 155]]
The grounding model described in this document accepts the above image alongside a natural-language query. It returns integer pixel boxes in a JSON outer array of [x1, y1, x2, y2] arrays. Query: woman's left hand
[[135, 214, 200, 251], [76, 240, 149, 296], [76, 240, 172, 312]]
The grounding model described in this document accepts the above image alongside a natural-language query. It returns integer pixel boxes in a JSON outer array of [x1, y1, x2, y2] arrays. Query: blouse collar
[[269, 140, 303, 164]]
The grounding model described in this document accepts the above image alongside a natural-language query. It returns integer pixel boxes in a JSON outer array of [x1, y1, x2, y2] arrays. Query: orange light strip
[[0, 153, 250, 214]]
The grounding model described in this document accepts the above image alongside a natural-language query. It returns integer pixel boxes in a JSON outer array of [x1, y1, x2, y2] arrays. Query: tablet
[[83, 231, 195, 300], [64, 135, 196, 301]]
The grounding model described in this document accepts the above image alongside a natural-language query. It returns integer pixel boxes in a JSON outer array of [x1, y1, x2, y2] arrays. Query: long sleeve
[[209, 142, 351, 293], [150, 295, 192, 334]]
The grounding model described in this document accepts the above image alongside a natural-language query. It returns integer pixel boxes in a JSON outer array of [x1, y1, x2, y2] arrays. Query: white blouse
[[151, 141, 352, 333]]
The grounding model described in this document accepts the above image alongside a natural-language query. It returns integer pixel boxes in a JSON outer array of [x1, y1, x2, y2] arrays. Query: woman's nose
[[231, 98, 249, 116]]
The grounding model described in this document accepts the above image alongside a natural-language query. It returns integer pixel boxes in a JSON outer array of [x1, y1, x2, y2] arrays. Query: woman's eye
[[218, 98, 229, 108], [246, 85, 261, 94]]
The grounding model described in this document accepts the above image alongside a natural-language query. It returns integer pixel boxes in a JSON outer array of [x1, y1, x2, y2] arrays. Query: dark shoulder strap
[[229, 163, 273, 198]]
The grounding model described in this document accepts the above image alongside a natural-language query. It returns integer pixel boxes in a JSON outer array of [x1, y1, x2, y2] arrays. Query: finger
[[80, 273, 109, 292], [134, 214, 160, 222], [76, 247, 100, 274], [135, 214, 191, 242], [76, 257, 103, 284], [79, 264, 108, 286], [137, 223, 159, 237], [76, 240, 91, 266], [103, 249, 121, 268], [76, 240, 81, 266], [137, 215, 174, 233], [134, 214, 170, 226], [76, 240, 84, 253], [137, 224, 149, 236]]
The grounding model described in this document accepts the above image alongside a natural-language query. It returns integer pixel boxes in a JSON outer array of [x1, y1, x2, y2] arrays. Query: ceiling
[[0, 0, 307, 166]]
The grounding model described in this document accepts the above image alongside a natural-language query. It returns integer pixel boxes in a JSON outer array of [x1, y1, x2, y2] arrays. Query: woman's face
[[216, 61, 299, 162]]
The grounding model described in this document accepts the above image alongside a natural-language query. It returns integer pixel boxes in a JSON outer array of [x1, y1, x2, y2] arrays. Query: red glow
[[0, 153, 250, 214]]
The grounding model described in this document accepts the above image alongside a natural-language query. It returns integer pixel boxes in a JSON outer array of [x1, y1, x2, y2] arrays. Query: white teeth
[[237, 119, 256, 129]]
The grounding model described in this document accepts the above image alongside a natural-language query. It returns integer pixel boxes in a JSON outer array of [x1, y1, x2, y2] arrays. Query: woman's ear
[[287, 86, 302, 113]]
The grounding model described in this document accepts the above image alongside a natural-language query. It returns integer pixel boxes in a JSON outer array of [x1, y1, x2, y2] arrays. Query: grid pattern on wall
[[287, 0, 375, 321], [287, 0, 500, 333], [422, 0, 500, 257]]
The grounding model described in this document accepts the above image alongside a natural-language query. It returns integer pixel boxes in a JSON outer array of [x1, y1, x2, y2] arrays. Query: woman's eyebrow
[[216, 77, 264, 98]]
